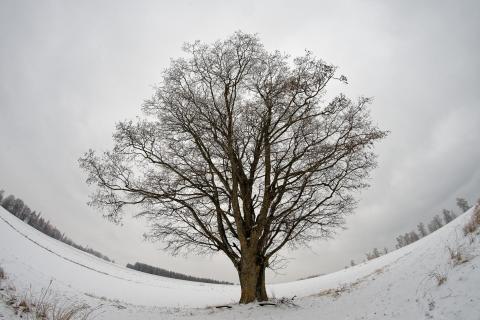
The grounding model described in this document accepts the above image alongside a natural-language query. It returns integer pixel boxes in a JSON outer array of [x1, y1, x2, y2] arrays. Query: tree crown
[[80, 32, 387, 269]]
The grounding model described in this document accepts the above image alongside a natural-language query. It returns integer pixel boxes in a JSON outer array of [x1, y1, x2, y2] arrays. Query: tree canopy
[[80, 32, 387, 303]]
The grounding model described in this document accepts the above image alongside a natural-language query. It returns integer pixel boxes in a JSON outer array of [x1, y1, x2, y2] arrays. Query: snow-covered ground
[[0, 205, 479, 319]]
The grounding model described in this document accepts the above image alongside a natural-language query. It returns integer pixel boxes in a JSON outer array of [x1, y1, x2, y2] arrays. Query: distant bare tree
[[395, 235, 405, 249], [442, 209, 455, 224], [417, 222, 428, 238], [79, 32, 387, 303], [428, 215, 443, 233], [407, 231, 420, 243], [11, 198, 25, 217], [1, 194, 16, 212], [365, 247, 383, 261], [456, 197, 470, 213]]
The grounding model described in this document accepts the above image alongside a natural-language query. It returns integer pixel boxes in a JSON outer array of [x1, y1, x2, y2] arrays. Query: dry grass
[[447, 245, 471, 266], [463, 201, 480, 235], [26, 283, 99, 320], [315, 283, 349, 298], [13, 295, 99, 320], [0, 276, 100, 320], [429, 271, 447, 286], [47, 303, 96, 320], [313, 266, 387, 300], [17, 298, 31, 313]]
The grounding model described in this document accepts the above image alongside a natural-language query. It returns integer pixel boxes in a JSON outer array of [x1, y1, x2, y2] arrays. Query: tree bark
[[238, 253, 268, 303], [255, 263, 268, 301]]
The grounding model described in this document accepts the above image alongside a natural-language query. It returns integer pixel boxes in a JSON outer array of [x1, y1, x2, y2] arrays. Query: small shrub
[[447, 246, 470, 266], [437, 275, 447, 286], [15, 298, 31, 314], [430, 271, 447, 286]]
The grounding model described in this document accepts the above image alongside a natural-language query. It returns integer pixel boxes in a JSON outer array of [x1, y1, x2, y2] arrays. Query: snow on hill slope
[[0, 205, 479, 319]]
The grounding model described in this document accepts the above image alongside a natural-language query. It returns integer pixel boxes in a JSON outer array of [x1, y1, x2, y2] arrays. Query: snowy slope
[[0, 205, 479, 319]]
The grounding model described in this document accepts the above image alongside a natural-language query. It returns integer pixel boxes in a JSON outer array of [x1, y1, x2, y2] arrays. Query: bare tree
[[1, 194, 16, 212], [456, 197, 470, 213], [407, 231, 420, 243], [442, 209, 455, 224], [428, 215, 443, 233], [395, 235, 405, 249], [366, 248, 381, 260], [417, 222, 428, 238], [79, 32, 387, 303]]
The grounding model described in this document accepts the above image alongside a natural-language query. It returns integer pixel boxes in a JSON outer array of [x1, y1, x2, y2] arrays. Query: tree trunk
[[255, 263, 267, 301], [238, 253, 268, 303]]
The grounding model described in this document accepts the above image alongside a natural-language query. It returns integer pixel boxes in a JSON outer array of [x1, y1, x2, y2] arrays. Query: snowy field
[[0, 205, 479, 319]]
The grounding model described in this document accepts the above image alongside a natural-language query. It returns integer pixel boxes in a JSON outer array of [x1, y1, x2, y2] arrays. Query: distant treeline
[[126, 262, 233, 285], [349, 197, 472, 266], [393, 198, 470, 249], [0, 190, 114, 263]]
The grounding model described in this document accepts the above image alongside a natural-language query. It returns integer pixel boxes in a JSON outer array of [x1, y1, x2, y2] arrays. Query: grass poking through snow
[[0, 269, 101, 320], [463, 200, 480, 235]]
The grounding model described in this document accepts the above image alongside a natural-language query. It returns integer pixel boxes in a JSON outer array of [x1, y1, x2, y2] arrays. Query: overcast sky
[[1, 0, 479, 283]]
